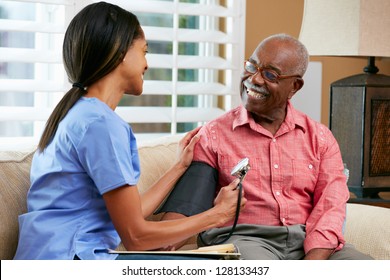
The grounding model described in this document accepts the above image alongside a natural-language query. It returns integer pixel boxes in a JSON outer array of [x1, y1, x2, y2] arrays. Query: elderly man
[[158, 34, 372, 260]]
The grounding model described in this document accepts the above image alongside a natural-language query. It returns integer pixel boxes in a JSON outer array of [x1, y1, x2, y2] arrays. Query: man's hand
[[304, 248, 334, 260]]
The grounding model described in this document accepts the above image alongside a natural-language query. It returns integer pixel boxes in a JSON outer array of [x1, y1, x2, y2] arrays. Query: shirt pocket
[[290, 159, 319, 201], [218, 155, 262, 190]]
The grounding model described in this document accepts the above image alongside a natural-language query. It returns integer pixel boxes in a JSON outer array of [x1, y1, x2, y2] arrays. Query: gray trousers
[[198, 224, 374, 260]]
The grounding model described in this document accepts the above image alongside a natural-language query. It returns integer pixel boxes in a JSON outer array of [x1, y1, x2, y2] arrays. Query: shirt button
[[282, 218, 286, 223], [272, 138, 276, 143], [274, 164, 279, 169], [308, 164, 313, 169], [276, 191, 280, 196]]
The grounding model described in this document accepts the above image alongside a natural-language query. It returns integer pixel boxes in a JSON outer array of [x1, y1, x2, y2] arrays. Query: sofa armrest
[[344, 203, 390, 260]]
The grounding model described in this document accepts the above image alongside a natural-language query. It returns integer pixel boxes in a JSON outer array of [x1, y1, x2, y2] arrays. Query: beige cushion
[[0, 150, 35, 260], [345, 203, 390, 260], [136, 135, 181, 195], [137, 134, 182, 222]]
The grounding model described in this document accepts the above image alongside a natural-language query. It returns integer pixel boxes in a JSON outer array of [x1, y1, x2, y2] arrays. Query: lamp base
[[363, 56, 379, 74], [330, 73, 390, 198]]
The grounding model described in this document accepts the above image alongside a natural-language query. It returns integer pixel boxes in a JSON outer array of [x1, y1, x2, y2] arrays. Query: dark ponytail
[[37, 87, 84, 151], [37, 2, 143, 151]]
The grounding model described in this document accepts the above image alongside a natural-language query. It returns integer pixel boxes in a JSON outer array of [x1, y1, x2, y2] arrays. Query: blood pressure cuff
[[154, 161, 218, 217]]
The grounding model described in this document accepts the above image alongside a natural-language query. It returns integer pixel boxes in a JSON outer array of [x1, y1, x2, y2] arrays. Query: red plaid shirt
[[193, 102, 349, 253]]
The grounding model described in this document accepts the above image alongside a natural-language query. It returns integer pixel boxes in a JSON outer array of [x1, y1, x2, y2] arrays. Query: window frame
[[0, 0, 246, 150]]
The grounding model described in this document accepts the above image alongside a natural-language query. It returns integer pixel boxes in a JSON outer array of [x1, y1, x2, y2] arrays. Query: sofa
[[1, 134, 389, 260]]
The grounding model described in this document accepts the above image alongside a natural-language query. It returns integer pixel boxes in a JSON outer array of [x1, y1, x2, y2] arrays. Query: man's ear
[[288, 78, 304, 99]]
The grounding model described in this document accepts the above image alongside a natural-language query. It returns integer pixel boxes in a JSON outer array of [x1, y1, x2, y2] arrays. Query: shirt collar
[[232, 105, 250, 130], [232, 101, 307, 133], [284, 101, 307, 133]]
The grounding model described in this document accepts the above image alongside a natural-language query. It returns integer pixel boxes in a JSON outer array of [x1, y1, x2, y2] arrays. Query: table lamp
[[299, 0, 390, 198]]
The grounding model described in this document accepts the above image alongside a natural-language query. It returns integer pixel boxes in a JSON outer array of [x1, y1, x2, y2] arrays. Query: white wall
[[291, 61, 322, 123]]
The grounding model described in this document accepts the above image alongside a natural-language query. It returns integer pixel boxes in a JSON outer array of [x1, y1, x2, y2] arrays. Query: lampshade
[[299, 0, 390, 57], [298, 0, 390, 199]]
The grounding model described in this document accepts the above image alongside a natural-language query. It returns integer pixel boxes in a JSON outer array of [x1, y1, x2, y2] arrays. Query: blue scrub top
[[14, 97, 140, 260]]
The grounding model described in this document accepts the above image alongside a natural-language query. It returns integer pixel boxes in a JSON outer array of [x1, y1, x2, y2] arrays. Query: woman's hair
[[38, 1, 143, 151]]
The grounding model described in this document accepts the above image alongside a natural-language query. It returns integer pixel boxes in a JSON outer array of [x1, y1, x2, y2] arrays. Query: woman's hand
[[213, 179, 247, 226], [176, 127, 201, 168]]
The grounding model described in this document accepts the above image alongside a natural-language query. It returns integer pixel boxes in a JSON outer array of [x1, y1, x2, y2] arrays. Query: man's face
[[240, 40, 302, 122]]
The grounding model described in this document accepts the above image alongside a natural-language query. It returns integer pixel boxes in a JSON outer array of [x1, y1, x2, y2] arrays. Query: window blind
[[0, 0, 246, 150]]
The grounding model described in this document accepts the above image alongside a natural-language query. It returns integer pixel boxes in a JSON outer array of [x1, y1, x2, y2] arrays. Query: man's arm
[[155, 161, 218, 216], [155, 161, 218, 249], [304, 124, 349, 255]]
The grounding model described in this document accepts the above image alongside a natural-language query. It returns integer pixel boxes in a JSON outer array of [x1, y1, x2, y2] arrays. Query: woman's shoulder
[[58, 98, 128, 143], [67, 97, 124, 125]]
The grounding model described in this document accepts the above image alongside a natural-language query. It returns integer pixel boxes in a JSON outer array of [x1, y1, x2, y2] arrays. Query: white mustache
[[243, 80, 270, 96]]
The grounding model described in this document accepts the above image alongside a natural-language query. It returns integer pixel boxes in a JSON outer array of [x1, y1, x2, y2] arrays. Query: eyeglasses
[[244, 60, 301, 83]]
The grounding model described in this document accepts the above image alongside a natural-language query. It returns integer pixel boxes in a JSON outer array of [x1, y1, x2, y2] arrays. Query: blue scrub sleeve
[[76, 117, 140, 194]]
